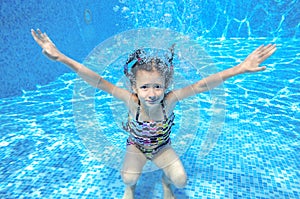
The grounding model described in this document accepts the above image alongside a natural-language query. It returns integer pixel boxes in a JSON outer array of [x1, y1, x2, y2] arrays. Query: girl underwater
[[31, 29, 276, 199]]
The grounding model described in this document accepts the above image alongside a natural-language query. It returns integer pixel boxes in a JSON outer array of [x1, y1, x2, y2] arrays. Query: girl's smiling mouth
[[146, 99, 159, 104]]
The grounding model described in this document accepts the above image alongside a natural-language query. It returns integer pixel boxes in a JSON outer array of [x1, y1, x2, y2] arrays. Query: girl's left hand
[[31, 29, 61, 61], [238, 44, 277, 73]]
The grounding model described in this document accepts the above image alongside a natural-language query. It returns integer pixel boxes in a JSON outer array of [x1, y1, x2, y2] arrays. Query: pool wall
[[0, 0, 122, 98], [0, 0, 299, 98]]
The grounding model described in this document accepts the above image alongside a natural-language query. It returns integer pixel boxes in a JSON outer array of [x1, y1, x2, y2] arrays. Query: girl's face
[[133, 69, 165, 107]]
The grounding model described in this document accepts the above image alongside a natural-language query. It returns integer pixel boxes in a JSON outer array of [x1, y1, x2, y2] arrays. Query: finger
[[259, 44, 276, 61], [260, 44, 273, 54], [37, 29, 43, 37], [31, 29, 37, 39], [31, 29, 39, 40], [256, 44, 274, 55], [262, 44, 275, 53], [44, 33, 55, 45], [258, 66, 267, 71], [44, 33, 50, 41], [31, 29, 44, 45], [244, 45, 263, 61], [250, 66, 266, 73], [252, 45, 265, 54], [36, 29, 43, 40], [256, 44, 274, 62], [37, 29, 48, 41]]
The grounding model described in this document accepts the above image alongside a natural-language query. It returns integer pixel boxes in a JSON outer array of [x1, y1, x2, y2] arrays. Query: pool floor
[[0, 38, 299, 199]]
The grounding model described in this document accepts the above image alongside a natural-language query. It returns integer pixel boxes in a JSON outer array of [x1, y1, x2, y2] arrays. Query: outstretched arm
[[31, 29, 133, 103], [166, 44, 277, 103]]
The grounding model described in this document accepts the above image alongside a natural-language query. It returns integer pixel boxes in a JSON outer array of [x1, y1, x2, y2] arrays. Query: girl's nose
[[149, 95, 156, 100], [148, 88, 156, 99]]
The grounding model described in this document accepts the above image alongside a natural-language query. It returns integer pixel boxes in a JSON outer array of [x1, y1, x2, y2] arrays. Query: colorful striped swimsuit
[[123, 100, 175, 160]]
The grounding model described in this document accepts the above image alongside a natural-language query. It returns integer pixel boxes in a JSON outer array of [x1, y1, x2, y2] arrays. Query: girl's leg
[[121, 145, 147, 199], [153, 147, 187, 199]]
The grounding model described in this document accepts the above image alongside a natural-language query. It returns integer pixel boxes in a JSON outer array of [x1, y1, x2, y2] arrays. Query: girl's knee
[[171, 171, 187, 188], [163, 159, 187, 188], [164, 169, 187, 188], [121, 170, 140, 186]]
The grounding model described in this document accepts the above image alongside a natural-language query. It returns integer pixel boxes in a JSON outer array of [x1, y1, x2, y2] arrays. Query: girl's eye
[[154, 85, 163, 89], [139, 84, 163, 90], [140, 85, 148, 90]]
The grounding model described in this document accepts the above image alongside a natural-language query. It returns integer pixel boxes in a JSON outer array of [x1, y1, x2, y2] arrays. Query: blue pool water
[[1, 0, 300, 199]]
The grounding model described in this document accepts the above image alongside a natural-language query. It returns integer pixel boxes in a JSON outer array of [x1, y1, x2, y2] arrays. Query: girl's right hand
[[31, 29, 61, 61]]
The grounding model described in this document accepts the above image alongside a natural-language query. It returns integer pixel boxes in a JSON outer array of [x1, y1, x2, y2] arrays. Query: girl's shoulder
[[163, 92, 177, 114], [126, 93, 139, 114], [164, 91, 177, 103]]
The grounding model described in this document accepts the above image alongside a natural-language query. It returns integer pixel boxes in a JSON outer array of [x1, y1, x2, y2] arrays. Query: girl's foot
[[162, 175, 175, 199]]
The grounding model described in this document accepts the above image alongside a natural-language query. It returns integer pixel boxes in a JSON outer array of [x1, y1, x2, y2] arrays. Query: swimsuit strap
[[161, 101, 168, 120], [136, 100, 141, 121], [135, 100, 168, 121]]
